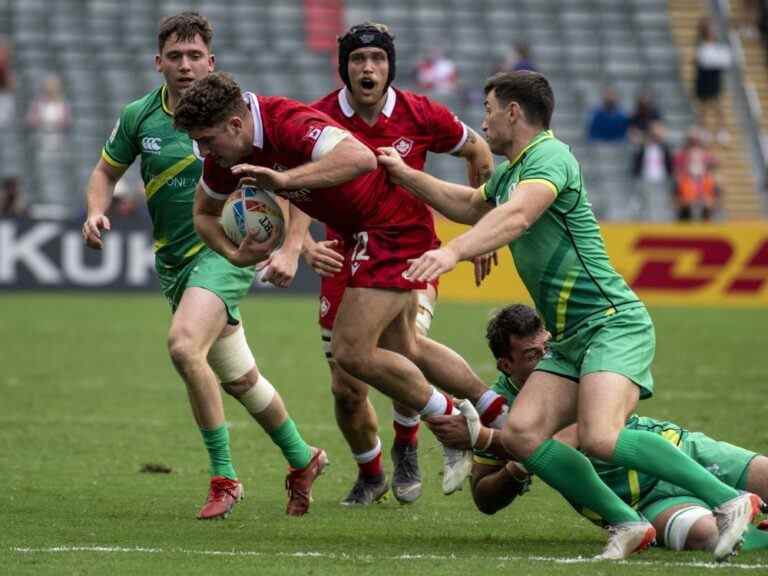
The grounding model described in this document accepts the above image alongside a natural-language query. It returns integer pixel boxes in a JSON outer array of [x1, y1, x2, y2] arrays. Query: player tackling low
[[426, 303, 768, 555]]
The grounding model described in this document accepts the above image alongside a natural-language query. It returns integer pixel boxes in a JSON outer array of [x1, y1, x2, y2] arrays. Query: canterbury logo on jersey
[[142, 137, 162, 152]]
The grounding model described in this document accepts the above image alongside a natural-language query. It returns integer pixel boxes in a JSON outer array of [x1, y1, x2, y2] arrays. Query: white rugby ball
[[220, 185, 285, 247]]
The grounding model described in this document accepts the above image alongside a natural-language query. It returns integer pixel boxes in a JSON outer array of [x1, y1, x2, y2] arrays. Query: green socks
[[742, 525, 768, 552], [269, 418, 312, 470], [612, 429, 739, 508], [200, 424, 237, 479], [523, 439, 641, 525]]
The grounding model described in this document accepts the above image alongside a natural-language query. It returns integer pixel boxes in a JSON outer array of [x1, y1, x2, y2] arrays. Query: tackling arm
[[378, 147, 491, 225], [471, 460, 532, 515], [444, 181, 555, 262]]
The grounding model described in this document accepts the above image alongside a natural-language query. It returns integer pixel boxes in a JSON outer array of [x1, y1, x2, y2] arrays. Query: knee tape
[[237, 374, 276, 415], [208, 325, 256, 383], [664, 506, 712, 551], [415, 292, 435, 336]]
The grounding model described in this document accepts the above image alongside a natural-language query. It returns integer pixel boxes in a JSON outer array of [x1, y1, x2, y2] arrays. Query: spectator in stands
[[0, 37, 19, 216], [26, 73, 74, 219], [673, 126, 719, 221], [587, 86, 630, 143], [496, 42, 536, 73], [416, 48, 458, 97], [693, 17, 732, 145], [628, 88, 663, 144], [631, 121, 674, 220]]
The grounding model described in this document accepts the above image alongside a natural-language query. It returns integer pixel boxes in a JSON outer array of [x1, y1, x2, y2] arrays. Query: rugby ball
[[220, 185, 285, 248]]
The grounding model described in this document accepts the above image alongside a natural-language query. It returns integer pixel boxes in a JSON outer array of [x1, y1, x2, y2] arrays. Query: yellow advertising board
[[435, 220, 768, 307]]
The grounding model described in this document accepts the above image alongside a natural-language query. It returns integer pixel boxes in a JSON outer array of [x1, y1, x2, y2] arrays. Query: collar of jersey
[[161, 85, 173, 116], [338, 86, 396, 118], [500, 372, 521, 395], [243, 92, 264, 148], [509, 129, 554, 168]]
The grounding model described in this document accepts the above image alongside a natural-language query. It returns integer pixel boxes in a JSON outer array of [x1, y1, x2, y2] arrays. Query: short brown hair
[[174, 72, 247, 132], [157, 11, 213, 53], [484, 71, 555, 129], [486, 304, 543, 359]]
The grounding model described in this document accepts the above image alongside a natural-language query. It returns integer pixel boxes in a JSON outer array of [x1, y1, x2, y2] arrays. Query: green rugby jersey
[[474, 371, 687, 524], [102, 85, 204, 269], [482, 130, 642, 339]]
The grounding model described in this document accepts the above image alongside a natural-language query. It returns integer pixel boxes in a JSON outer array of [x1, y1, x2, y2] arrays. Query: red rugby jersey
[[311, 87, 467, 241], [200, 92, 428, 235]]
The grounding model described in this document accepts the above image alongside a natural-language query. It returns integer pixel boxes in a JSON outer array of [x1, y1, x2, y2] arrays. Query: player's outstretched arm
[[405, 181, 556, 283], [82, 158, 127, 250], [378, 147, 491, 225]]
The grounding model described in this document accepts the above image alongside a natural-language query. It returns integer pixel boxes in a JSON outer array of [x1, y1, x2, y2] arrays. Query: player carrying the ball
[[81, 12, 326, 520], [173, 72, 510, 492]]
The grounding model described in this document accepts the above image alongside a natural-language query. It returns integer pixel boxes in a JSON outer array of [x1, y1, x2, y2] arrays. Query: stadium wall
[[436, 221, 768, 307], [2, 217, 766, 307]]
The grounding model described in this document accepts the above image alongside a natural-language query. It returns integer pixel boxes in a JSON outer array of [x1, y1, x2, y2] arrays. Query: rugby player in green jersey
[[426, 304, 768, 555], [378, 70, 763, 560], [81, 12, 325, 520]]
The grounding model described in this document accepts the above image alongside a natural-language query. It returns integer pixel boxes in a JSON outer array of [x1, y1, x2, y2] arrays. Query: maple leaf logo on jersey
[[320, 296, 331, 317], [393, 137, 414, 157]]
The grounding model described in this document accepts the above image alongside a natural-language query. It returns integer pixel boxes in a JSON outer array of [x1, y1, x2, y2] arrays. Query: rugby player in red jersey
[[306, 22, 499, 505], [173, 72, 508, 500]]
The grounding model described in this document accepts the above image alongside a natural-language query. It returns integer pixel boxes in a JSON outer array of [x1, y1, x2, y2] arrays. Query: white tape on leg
[[208, 325, 256, 383]]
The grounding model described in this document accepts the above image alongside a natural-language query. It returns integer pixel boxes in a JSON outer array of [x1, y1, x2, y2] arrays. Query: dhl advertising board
[[436, 221, 768, 307]]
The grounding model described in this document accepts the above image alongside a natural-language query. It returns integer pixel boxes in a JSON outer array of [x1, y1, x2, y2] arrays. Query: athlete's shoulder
[[309, 90, 341, 115], [120, 86, 164, 125], [393, 87, 457, 123]]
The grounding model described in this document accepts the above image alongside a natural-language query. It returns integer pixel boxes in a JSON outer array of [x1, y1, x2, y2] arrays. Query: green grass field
[[2, 294, 767, 575]]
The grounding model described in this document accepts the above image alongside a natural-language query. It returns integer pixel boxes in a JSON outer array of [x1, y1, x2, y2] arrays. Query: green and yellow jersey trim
[[160, 85, 173, 116], [555, 269, 580, 339], [519, 178, 558, 196], [145, 154, 198, 201], [509, 129, 554, 166], [101, 149, 129, 168]]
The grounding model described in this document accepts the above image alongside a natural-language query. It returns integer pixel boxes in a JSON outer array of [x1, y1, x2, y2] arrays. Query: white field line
[[10, 545, 768, 570]]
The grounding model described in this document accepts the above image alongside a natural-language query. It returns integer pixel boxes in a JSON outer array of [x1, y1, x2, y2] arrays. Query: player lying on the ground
[[378, 70, 761, 561], [82, 12, 326, 519], [425, 304, 768, 554], [303, 21, 497, 505], [172, 72, 511, 499]]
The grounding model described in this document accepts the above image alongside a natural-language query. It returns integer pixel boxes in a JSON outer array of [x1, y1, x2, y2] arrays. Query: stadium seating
[[6, 0, 696, 221]]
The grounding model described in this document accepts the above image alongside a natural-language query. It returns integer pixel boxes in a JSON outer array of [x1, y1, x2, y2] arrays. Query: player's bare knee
[[577, 427, 619, 461], [333, 341, 370, 380], [167, 327, 201, 369], [331, 372, 367, 414], [501, 420, 543, 461]]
